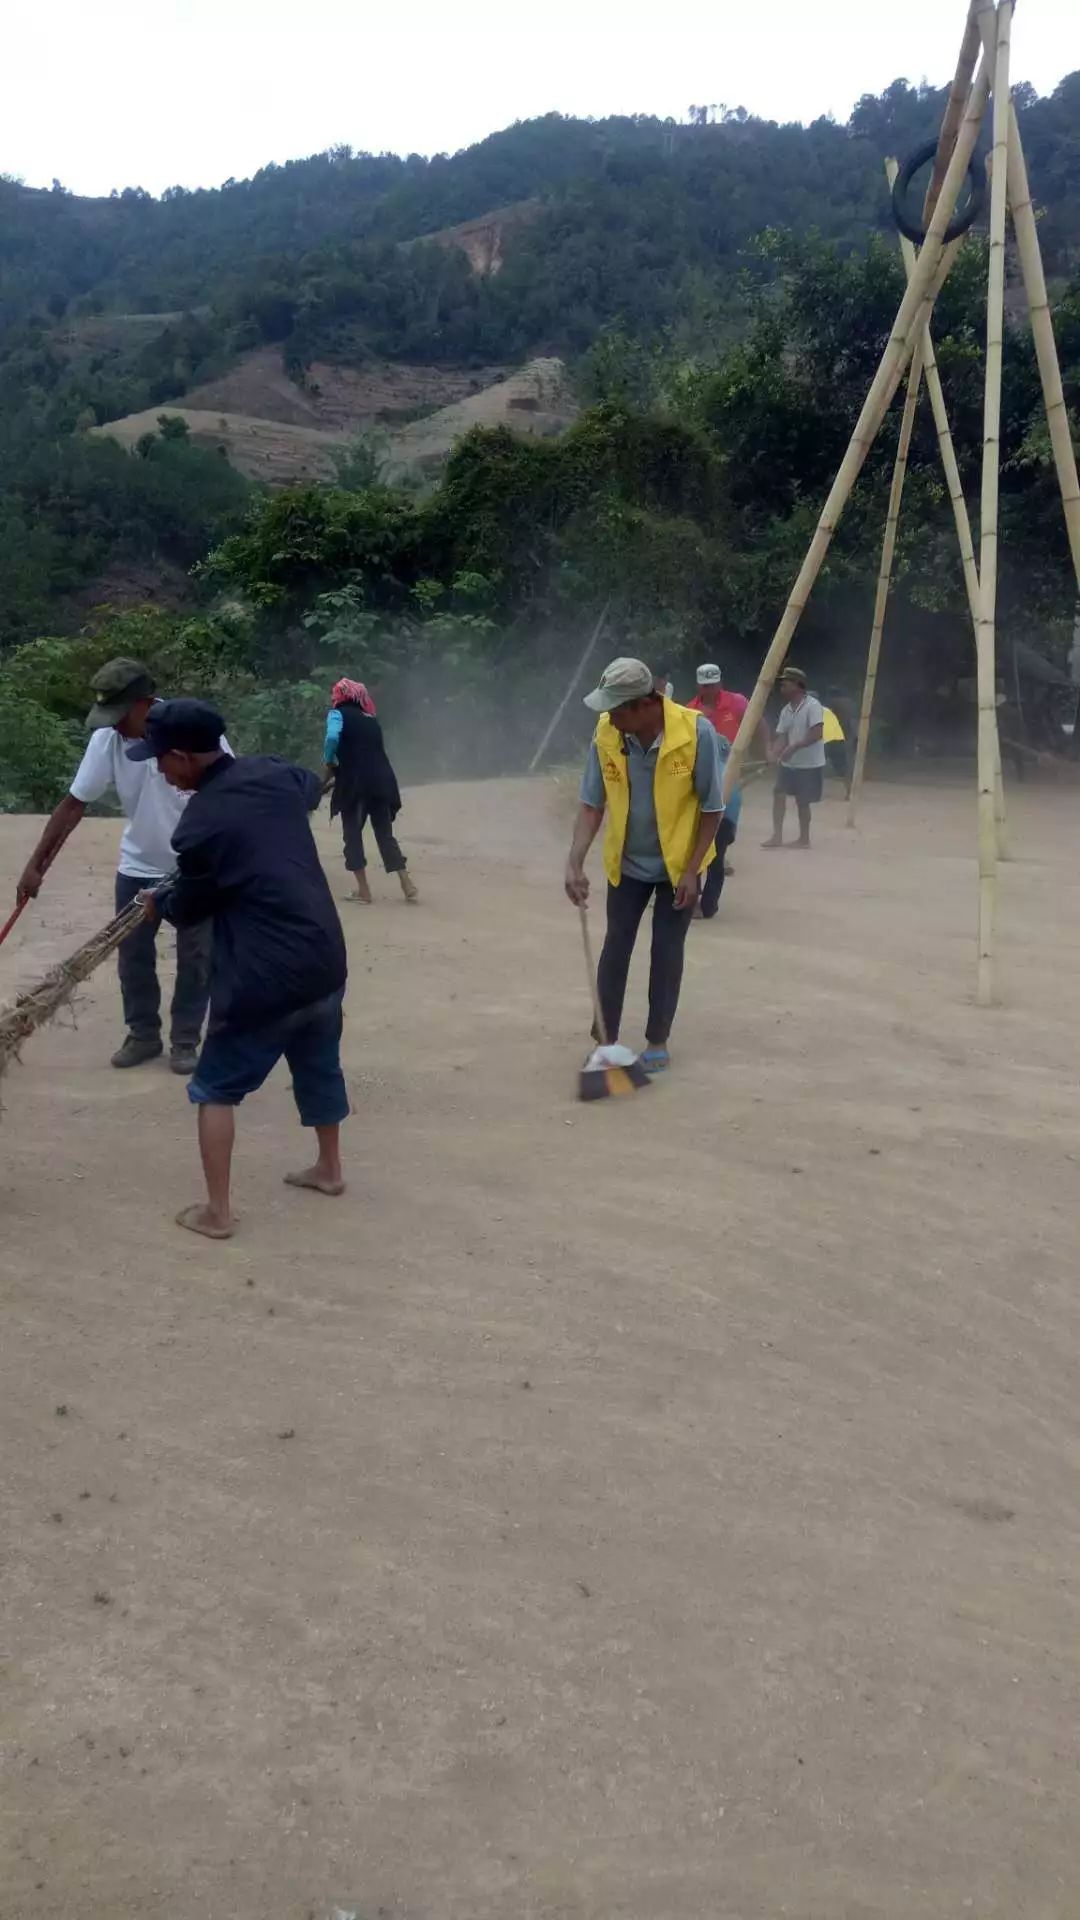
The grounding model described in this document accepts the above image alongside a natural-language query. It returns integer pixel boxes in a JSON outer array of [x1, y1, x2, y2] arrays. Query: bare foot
[[284, 1166, 345, 1197], [176, 1203, 235, 1240], [761, 836, 783, 850], [794, 840, 812, 850], [341, 893, 371, 905]]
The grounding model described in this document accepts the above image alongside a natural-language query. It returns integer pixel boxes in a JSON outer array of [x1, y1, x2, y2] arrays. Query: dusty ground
[[2, 774, 1080, 1920]]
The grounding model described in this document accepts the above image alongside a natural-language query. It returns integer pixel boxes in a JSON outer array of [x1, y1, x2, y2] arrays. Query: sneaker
[[641, 1046, 671, 1074], [111, 1034, 164, 1070], [169, 1042, 199, 1076]]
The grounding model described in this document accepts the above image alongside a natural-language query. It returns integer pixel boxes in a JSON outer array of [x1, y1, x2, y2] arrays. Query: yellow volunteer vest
[[822, 706, 845, 743], [596, 697, 715, 889]]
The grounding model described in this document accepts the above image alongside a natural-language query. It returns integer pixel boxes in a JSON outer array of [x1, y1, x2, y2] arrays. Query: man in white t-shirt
[[763, 665, 826, 850], [16, 657, 214, 1074]]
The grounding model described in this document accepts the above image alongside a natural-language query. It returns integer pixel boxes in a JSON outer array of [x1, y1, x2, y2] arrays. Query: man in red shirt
[[687, 663, 749, 744]]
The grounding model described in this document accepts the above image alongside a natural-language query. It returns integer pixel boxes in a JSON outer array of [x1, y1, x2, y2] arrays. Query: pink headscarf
[[330, 678, 376, 715]]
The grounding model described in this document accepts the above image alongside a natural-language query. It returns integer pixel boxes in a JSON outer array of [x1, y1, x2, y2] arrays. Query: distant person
[[764, 666, 825, 850], [820, 700, 851, 795], [687, 662, 748, 745], [133, 701, 350, 1241], [564, 657, 723, 1072], [15, 657, 224, 1074], [698, 734, 742, 920], [323, 678, 418, 905]]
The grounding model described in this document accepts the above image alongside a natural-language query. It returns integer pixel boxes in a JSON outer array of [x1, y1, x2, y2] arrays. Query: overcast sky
[[6, 0, 1076, 198]]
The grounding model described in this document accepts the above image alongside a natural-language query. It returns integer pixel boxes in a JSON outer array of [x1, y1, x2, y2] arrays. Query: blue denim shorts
[[187, 992, 349, 1128]]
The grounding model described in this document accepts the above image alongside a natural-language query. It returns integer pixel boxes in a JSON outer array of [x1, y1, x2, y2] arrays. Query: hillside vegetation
[[0, 74, 1078, 807]]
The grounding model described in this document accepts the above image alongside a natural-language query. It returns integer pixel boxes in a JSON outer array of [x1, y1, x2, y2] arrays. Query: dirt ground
[[2, 774, 1080, 1920]]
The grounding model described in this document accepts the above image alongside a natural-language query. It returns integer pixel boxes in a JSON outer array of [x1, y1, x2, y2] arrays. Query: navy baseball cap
[[126, 697, 225, 761]]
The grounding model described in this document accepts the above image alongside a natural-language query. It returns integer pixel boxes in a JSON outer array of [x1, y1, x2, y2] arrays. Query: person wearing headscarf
[[322, 680, 418, 904]]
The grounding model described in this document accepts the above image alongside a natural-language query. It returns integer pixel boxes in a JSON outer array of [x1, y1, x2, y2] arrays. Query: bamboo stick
[[924, 1, 984, 219], [974, 0, 1011, 1006], [527, 602, 609, 772], [722, 51, 992, 803], [992, 726, 1008, 856], [1005, 110, 1080, 593], [847, 164, 926, 829], [894, 149, 1011, 854]]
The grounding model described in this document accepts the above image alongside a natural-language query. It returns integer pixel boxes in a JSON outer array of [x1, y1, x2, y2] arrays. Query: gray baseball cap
[[696, 662, 722, 685], [583, 657, 656, 713]]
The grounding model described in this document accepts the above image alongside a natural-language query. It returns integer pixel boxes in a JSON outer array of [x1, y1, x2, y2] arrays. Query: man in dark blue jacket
[[129, 700, 349, 1240]]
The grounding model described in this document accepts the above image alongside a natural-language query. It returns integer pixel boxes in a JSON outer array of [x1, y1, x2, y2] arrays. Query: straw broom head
[[0, 896, 149, 1092]]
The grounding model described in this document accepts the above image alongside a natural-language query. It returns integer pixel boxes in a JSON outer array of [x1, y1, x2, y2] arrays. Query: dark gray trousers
[[115, 871, 211, 1046], [596, 876, 694, 1047]]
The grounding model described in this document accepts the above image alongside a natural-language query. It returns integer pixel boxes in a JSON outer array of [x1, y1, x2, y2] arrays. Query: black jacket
[[330, 706, 402, 820], [163, 755, 347, 1029]]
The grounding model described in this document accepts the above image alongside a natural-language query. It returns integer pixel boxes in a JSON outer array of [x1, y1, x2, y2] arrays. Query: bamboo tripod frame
[[724, 0, 1080, 1005]]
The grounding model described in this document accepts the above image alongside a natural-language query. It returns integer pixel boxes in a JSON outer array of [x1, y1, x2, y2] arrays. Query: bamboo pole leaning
[[847, 10, 984, 831], [1006, 109, 1080, 594], [846, 169, 926, 828], [973, 0, 1012, 1006], [527, 602, 609, 772], [845, 358, 925, 827], [924, 0, 984, 217], [898, 234, 981, 625], [722, 48, 993, 803], [890, 154, 1010, 853]]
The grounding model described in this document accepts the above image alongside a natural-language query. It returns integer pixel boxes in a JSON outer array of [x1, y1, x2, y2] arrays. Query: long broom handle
[[0, 899, 28, 951], [578, 901, 609, 1046], [0, 837, 65, 951], [1, 859, 172, 960]]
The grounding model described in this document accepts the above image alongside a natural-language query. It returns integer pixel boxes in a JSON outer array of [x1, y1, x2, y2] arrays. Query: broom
[[0, 888, 160, 1094], [576, 903, 650, 1101], [0, 839, 65, 954]]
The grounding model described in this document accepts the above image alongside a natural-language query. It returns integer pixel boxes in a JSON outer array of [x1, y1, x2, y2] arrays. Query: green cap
[[86, 657, 156, 730]]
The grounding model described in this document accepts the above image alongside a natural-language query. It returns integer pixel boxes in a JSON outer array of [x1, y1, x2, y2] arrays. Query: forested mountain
[[4, 76, 1079, 354], [1, 73, 1079, 805]]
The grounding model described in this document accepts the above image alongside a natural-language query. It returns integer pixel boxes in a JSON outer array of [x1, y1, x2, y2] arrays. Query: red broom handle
[[0, 898, 28, 950], [0, 835, 65, 951]]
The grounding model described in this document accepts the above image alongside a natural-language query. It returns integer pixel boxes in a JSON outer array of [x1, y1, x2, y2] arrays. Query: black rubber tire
[[891, 138, 985, 245]]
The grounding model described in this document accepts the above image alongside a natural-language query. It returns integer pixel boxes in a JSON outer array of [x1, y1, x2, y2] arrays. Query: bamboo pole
[[973, 0, 1011, 1006], [722, 50, 992, 803], [891, 146, 1010, 854], [846, 12, 983, 831], [1005, 110, 1080, 594], [993, 726, 1008, 857], [527, 602, 609, 772], [846, 165, 926, 829], [924, 1, 984, 217], [899, 244, 981, 626]]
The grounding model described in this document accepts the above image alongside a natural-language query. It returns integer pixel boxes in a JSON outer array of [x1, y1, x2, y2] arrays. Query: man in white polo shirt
[[764, 665, 826, 850], [16, 657, 214, 1074]]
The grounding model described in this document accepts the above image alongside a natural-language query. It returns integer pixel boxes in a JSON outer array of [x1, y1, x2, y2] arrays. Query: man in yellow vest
[[564, 656, 725, 1073]]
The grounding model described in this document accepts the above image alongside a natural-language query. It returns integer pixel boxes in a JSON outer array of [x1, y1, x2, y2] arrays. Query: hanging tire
[[890, 138, 985, 245]]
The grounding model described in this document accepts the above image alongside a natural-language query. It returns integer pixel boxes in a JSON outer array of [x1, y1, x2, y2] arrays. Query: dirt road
[[2, 775, 1080, 1919]]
